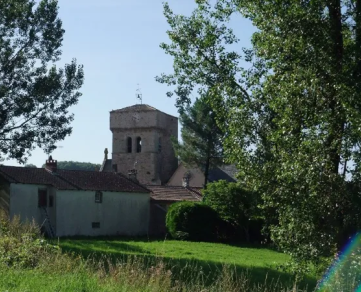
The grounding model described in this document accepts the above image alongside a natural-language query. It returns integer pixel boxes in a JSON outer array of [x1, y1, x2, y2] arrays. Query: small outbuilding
[[0, 157, 150, 237], [147, 185, 202, 236]]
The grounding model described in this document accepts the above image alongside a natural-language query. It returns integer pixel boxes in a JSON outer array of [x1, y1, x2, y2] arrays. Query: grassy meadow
[[0, 214, 320, 291], [58, 238, 318, 290], [0, 235, 320, 291]]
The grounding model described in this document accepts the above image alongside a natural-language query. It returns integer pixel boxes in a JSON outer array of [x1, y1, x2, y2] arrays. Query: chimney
[[45, 155, 57, 173], [128, 169, 138, 182], [182, 171, 191, 188]]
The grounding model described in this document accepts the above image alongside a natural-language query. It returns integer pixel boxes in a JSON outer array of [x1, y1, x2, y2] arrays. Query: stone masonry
[[110, 104, 178, 185]]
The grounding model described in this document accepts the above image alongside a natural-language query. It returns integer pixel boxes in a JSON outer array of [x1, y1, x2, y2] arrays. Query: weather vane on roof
[[136, 84, 142, 104]]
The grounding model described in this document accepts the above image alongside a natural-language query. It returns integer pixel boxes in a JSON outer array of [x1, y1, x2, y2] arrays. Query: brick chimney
[[128, 169, 138, 182], [45, 155, 57, 173]]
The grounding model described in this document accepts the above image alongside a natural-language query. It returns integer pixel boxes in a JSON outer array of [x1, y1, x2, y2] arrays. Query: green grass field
[[58, 238, 318, 290]]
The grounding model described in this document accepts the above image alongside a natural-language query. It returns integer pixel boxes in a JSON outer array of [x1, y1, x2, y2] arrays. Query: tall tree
[[174, 96, 223, 187], [0, 0, 84, 163], [157, 0, 361, 269]]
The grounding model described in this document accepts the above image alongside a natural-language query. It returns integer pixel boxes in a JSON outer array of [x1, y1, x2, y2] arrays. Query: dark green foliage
[[0, 0, 84, 163], [173, 96, 224, 187], [166, 201, 220, 241], [203, 180, 262, 242], [42, 161, 101, 171], [24, 164, 37, 168], [0, 212, 59, 268], [157, 0, 361, 271]]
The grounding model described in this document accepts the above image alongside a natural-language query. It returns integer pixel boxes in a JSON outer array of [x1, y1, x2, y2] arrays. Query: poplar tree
[[0, 0, 84, 163], [157, 0, 361, 268]]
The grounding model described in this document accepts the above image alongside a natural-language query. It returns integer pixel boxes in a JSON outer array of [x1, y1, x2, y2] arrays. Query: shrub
[[166, 201, 220, 241], [0, 211, 59, 268], [203, 180, 263, 242]]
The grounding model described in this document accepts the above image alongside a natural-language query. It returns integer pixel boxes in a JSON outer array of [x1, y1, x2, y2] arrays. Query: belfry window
[[136, 137, 142, 153], [158, 137, 162, 152], [127, 137, 132, 153]]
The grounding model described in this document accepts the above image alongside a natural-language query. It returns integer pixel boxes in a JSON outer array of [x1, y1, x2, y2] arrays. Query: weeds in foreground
[[0, 210, 311, 291]]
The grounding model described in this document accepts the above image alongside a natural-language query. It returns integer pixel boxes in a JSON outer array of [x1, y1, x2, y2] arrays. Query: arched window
[[136, 137, 142, 153], [127, 137, 132, 153], [158, 137, 162, 152]]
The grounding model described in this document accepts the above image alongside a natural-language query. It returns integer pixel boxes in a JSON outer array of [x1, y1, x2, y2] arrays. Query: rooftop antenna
[[136, 84, 142, 104]]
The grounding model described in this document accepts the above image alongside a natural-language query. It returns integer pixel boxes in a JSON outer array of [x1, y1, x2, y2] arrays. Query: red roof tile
[[146, 185, 202, 202], [110, 104, 157, 113], [0, 166, 77, 190], [0, 166, 149, 193], [56, 169, 149, 193], [110, 104, 177, 118]]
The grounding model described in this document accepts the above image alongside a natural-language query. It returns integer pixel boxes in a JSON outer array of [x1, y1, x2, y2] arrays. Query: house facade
[[0, 158, 150, 237]]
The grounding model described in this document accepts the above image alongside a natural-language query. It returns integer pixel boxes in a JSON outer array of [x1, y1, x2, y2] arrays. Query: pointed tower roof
[[110, 104, 157, 113]]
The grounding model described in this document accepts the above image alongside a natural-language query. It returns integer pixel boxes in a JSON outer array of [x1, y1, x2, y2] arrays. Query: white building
[[0, 157, 150, 237]]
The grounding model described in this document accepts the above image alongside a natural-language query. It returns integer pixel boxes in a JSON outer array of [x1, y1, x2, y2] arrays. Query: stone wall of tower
[[157, 113, 178, 184], [110, 105, 178, 185]]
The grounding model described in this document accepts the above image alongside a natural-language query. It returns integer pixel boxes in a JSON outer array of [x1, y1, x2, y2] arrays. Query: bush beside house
[[166, 181, 265, 243], [203, 180, 264, 243], [166, 202, 219, 241]]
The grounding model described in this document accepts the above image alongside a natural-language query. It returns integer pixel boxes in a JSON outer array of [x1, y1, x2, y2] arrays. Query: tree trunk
[[356, 0, 361, 77], [204, 155, 210, 189]]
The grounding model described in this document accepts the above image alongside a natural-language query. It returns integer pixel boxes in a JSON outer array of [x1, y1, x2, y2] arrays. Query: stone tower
[[110, 104, 178, 185]]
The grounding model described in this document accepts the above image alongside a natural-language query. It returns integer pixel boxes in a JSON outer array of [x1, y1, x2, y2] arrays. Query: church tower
[[110, 104, 178, 185]]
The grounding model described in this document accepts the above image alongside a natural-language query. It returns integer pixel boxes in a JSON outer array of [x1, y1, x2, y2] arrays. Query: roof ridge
[[0, 167, 19, 183], [46, 169, 81, 190], [186, 187, 203, 199], [57, 168, 101, 173], [116, 172, 150, 192], [110, 104, 178, 119], [1, 165, 38, 170]]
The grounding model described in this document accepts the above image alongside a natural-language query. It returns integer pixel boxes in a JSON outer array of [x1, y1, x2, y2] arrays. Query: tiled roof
[[110, 104, 157, 113], [167, 163, 237, 188], [0, 166, 77, 190], [56, 169, 149, 193], [147, 185, 202, 202], [0, 166, 149, 193], [208, 165, 237, 183], [99, 159, 113, 172]]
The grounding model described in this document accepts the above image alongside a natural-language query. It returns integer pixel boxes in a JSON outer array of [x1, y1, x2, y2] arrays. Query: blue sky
[[6, 0, 255, 168]]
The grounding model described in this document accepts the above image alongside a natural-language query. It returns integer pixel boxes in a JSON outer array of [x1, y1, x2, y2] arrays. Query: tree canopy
[[0, 0, 84, 163], [24, 163, 36, 168], [173, 96, 224, 187], [42, 161, 101, 171], [158, 0, 361, 269]]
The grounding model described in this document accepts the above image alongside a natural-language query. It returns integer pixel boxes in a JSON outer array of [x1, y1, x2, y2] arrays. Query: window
[[136, 137, 142, 153], [95, 191, 103, 203], [38, 189, 47, 207], [158, 137, 162, 153], [127, 137, 132, 153], [49, 195, 54, 207], [92, 222, 100, 228]]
